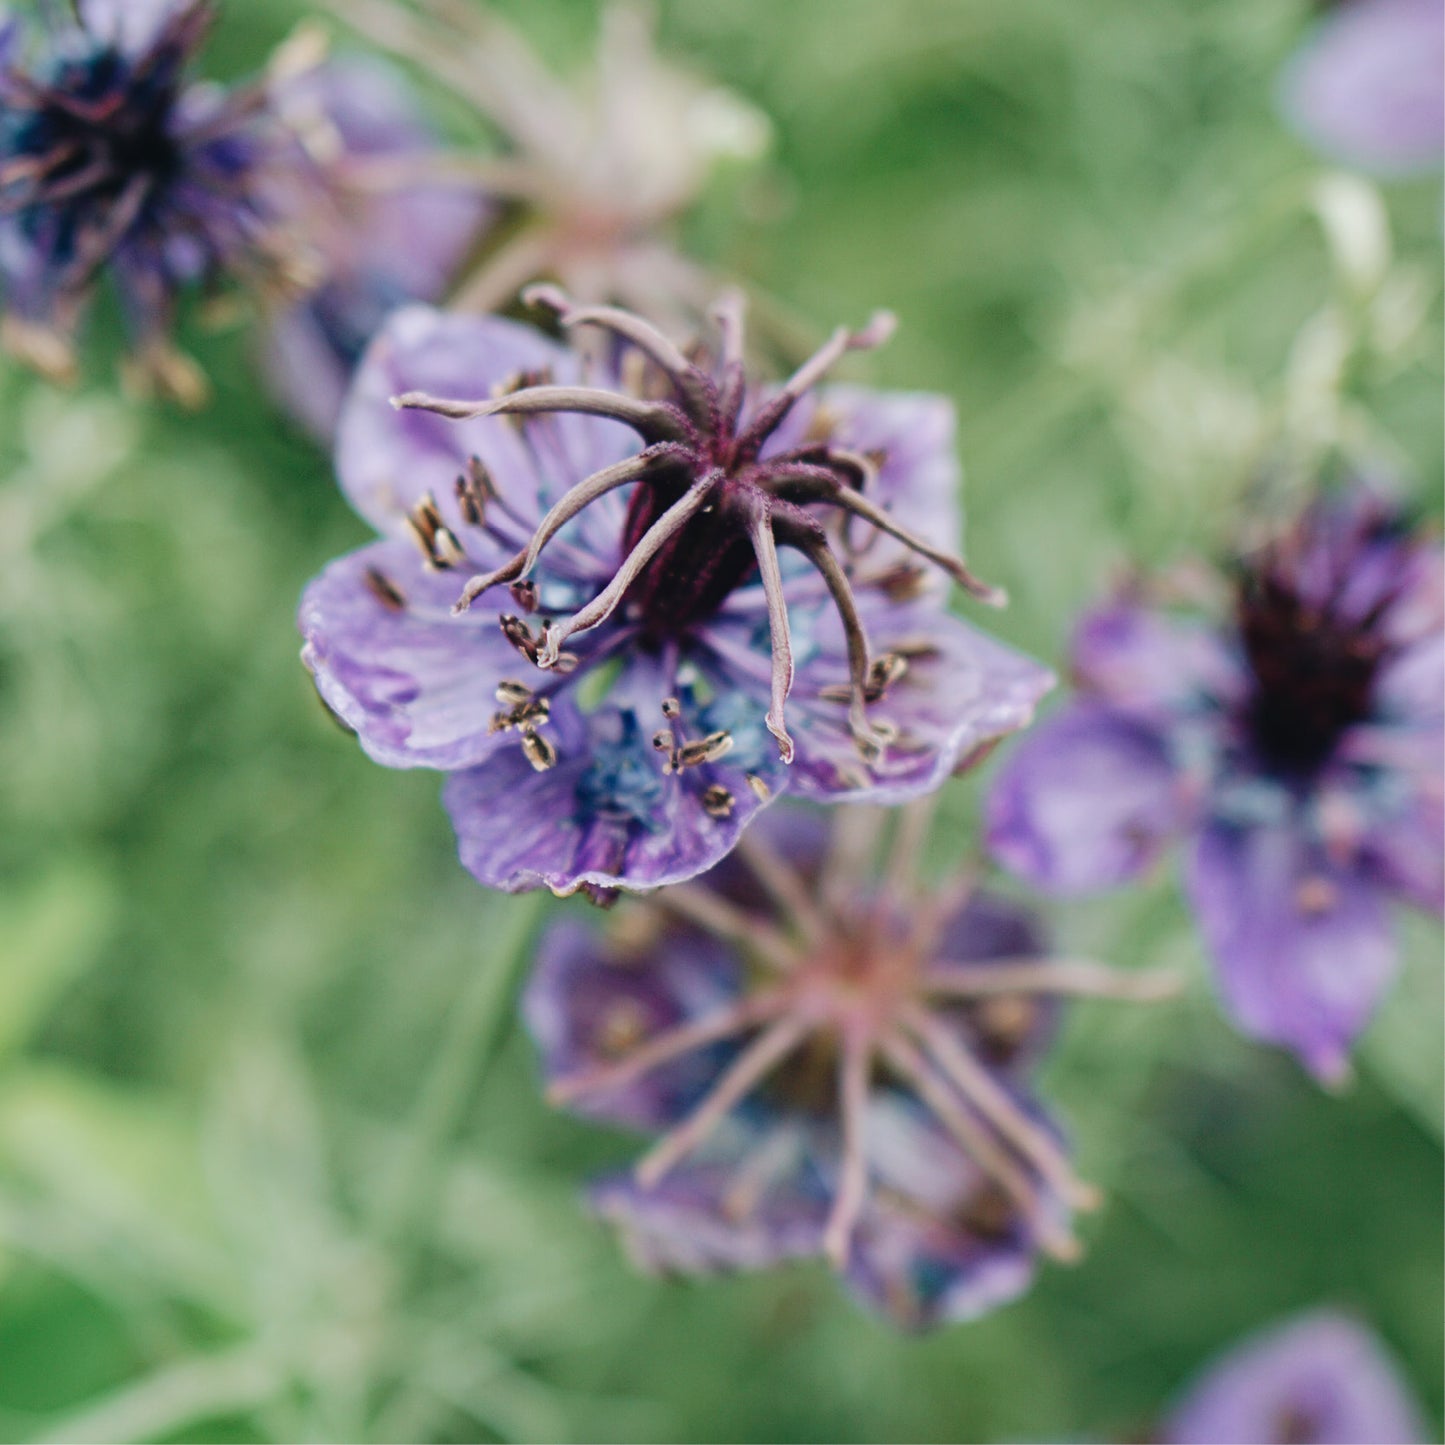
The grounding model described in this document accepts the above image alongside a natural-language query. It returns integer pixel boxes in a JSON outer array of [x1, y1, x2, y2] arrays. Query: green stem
[[375, 890, 547, 1244]]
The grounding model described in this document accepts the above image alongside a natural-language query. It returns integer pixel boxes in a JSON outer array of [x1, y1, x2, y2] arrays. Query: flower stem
[[374, 890, 546, 1244]]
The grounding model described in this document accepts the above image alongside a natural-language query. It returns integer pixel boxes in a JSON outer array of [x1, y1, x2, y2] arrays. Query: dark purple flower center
[[1235, 524, 1399, 776], [0, 8, 212, 252]]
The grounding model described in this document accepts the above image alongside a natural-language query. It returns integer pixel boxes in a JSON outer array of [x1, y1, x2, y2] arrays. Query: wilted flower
[[523, 805, 1176, 1330], [0, 0, 315, 401], [301, 294, 1051, 897], [1163, 1309, 1429, 1444], [988, 483, 1443, 1082], [264, 51, 491, 441], [324, 0, 771, 326], [1278, 0, 1444, 177]]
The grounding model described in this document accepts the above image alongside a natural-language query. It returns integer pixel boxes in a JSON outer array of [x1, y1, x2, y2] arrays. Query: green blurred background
[[0, 1, 1439, 1440]]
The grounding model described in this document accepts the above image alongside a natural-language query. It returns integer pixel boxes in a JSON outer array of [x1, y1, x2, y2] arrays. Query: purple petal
[[711, 599, 1054, 805], [1185, 819, 1397, 1082], [523, 916, 744, 1130], [845, 1096, 1064, 1331], [336, 306, 636, 552], [1279, 0, 1445, 176], [1165, 1309, 1429, 1444], [1361, 789, 1445, 914], [588, 1155, 827, 1275], [77, 0, 176, 51], [265, 59, 492, 441], [987, 703, 1187, 894], [299, 539, 527, 770], [1071, 601, 1244, 716], [442, 694, 778, 895]]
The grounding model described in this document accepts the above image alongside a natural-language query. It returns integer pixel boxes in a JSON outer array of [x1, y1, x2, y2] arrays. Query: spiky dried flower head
[[526, 804, 1178, 1327], [399, 286, 1004, 768], [316, 0, 771, 326], [301, 301, 1050, 897]]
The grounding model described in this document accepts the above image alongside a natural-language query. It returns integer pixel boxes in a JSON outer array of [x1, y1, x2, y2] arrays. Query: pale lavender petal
[[588, 1155, 827, 1275], [1071, 601, 1244, 716], [336, 306, 636, 553], [704, 599, 1054, 805], [1185, 819, 1397, 1082], [299, 539, 527, 770], [1280, 0, 1445, 176], [1165, 1309, 1429, 1444], [987, 704, 1187, 894], [1361, 789, 1445, 914]]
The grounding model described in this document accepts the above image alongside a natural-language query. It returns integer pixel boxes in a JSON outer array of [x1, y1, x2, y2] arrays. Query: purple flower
[[328, 0, 771, 325], [0, 0, 314, 401], [988, 484, 1444, 1082], [1279, 0, 1444, 177], [523, 804, 1177, 1329], [264, 55, 491, 442], [1164, 1309, 1429, 1444], [300, 295, 1052, 898]]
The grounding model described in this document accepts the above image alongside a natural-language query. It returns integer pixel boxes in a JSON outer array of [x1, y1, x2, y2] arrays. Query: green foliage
[[0, 1, 1438, 1440]]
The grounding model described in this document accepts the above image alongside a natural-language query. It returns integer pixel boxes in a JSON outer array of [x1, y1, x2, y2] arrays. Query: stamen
[[454, 449, 667, 612], [879, 1031, 1080, 1263], [404, 492, 466, 569], [635, 1015, 810, 1188], [546, 989, 788, 1108], [702, 785, 735, 819], [748, 508, 796, 763], [536, 474, 721, 666], [453, 456, 496, 526], [677, 731, 734, 767], [923, 960, 1184, 1002], [363, 566, 407, 612], [520, 729, 558, 771], [392, 385, 689, 443], [900, 1004, 1101, 1212], [821, 1033, 871, 1270]]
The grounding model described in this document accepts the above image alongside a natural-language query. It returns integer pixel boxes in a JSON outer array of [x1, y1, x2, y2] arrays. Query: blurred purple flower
[[264, 54, 491, 442], [988, 484, 1444, 1083], [524, 805, 1176, 1330], [1164, 1309, 1429, 1444], [1279, 0, 1444, 177], [0, 0, 314, 401], [301, 296, 1051, 898]]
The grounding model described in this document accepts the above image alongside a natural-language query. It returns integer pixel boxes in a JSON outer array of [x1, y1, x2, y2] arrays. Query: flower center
[[9, 31, 191, 242], [1236, 543, 1394, 776]]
